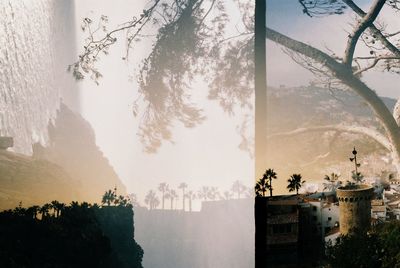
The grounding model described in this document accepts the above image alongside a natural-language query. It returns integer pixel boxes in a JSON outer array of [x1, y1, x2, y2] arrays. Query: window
[[328, 217, 332, 221]]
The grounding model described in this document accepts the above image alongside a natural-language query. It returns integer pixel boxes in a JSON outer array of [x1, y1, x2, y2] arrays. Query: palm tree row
[[101, 187, 130, 207], [7, 190, 134, 221], [143, 181, 254, 211], [255, 168, 306, 197]]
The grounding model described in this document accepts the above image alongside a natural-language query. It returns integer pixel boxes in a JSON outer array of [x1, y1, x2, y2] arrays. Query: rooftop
[[337, 184, 372, 191]]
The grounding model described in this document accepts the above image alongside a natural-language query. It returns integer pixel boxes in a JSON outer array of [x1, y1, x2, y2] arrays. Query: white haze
[[74, 0, 253, 209]]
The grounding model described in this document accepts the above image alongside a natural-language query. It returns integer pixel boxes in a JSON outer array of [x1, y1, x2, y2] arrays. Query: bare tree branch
[[266, 27, 400, 160], [385, 30, 400, 38], [298, 0, 347, 17], [342, 0, 386, 67], [353, 55, 400, 75], [343, 0, 400, 58]]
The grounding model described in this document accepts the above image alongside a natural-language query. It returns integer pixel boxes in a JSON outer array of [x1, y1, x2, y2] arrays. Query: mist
[[1, 0, 400, 267]]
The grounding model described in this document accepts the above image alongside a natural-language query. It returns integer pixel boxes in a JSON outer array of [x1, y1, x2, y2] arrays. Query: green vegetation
[[326, 221, 400, 268], [0, 191, 143, 268], [323, 173, 342, 192]]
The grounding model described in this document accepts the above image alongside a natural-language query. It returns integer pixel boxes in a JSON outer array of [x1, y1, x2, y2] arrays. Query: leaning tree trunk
[[336, 70, 400, 178]]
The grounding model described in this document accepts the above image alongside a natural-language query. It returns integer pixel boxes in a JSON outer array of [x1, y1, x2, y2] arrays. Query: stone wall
[[336, 185, 373, 235]]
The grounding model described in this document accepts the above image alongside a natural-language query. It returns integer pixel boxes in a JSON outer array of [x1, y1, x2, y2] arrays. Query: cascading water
[[0, 0, 79, 154]]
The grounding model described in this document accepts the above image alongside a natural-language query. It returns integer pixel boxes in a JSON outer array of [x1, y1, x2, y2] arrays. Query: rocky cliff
[[33, 103, 126, 203], [0, 103, 126, 209]]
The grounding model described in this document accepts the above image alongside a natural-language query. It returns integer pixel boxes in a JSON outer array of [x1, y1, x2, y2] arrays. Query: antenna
[[349, 147, 361, 179]]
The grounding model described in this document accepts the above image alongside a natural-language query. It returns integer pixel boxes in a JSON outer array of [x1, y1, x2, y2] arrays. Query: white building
[[307, 196, 340, 240]]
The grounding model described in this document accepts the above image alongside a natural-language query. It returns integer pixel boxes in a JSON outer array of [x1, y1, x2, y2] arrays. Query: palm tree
[[70, 201, 80, 209], [323, 173, 342, 192], [178, 182, 188, 211], [128, 193, 140, 207], [31, 205, 40, 219], [57, 203, 66, 217], [264, 169, 277, 197], [39, 203, 51, 219], [255, 173, 269, 197], [81, 202, 90, 209], [167, 189, 178, 210], [223, 191, 233, 200], [158, 182, 169, 210], [231, 180, 246, 199], [208, 187, 219, 201], [25, 205, 39, 219], [198, 186, 211, 201], [287, 174, 305, 195], [144, 190, 159, 210], [117, 195, 129, 206], [185, 191, 196, 212], [102, 189, 116, 206], [50, 200, 65, 217], [153, 197, 160, 210]]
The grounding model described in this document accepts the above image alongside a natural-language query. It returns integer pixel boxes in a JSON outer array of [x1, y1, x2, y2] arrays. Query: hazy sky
[[73, 0, 400, 206], [74, 0, 252, 208]]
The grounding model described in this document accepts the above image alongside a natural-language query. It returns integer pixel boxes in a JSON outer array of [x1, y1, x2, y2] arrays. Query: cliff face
[[33, 103, 126, 203], [96, 206, 144, 268], [0, 150, 80, 210], [0, 103, 126, 209]]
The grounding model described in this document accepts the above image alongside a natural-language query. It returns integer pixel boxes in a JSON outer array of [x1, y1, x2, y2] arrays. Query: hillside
[[265, 86, 396, 192], [0, 103, 126, 209], [0, 150, 80, 210]]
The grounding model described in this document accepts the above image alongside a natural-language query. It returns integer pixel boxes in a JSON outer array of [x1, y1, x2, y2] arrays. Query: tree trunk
[[182, 189, 185, 211], [269, 178, 272, 197], [266, 27, 400, 178], [255, 1, 267, 268], [162, 191, 165, 210], [336, 71, 400, 178]]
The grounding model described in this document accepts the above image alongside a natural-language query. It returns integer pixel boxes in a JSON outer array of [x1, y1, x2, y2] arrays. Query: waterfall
[[0, 0, 79, 154]]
